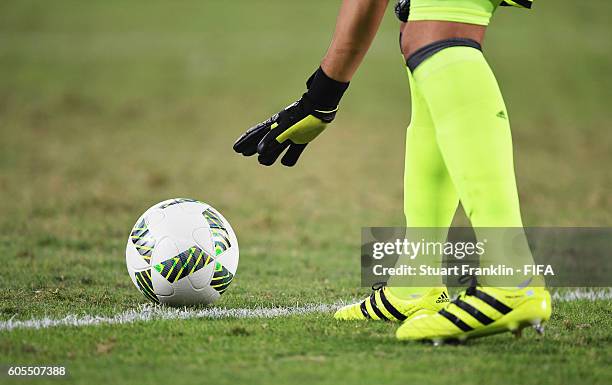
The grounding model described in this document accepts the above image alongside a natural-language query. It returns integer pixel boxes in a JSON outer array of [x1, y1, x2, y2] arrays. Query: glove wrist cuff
[[305, 67, 349, 110]]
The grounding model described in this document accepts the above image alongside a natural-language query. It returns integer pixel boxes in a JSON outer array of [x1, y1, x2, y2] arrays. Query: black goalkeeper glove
[[394, 0, 410, 22], [233, 67, 349, 167]]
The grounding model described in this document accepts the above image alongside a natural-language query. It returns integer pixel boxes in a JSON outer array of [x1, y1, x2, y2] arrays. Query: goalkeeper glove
[[394, 0, 410, 22], [233, 67, 349, 167]]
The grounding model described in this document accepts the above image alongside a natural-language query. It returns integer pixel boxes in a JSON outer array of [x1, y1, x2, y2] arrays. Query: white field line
[[0, 302, 342, 332], [1, 288, 610, 331], [550, 288, 612, 302]]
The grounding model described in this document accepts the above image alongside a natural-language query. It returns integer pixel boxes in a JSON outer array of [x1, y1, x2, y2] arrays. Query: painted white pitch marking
[[1, 288, 610, 331], [551, 288, 612, 302], [0, 303, 342, 332]]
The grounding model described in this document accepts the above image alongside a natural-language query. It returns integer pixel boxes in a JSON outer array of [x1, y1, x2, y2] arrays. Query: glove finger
[[233, 122, 271, 156], [257, 126, 291, 166], [257, 125, 291, 166], [280, 143, 307, 167], [257, 139, 289, 166]]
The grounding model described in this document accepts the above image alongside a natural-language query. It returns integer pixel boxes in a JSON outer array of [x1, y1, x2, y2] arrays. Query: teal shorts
[[408, 0, 533, 26]]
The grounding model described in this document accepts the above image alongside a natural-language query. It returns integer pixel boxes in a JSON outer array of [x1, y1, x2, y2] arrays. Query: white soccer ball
[[125, 198, 239, 306]]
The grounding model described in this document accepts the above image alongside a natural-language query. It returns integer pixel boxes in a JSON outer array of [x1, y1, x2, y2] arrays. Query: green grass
[[0, 1, 611, 384]]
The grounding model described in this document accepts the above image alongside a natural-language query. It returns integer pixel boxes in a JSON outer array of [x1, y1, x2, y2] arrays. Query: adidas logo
[[496, 110, 507, 119], [436, 292, 450, 303]]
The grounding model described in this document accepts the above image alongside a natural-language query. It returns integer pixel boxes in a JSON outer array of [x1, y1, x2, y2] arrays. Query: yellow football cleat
[[395, 284, 552, 344], [334, 285, 450, 322]]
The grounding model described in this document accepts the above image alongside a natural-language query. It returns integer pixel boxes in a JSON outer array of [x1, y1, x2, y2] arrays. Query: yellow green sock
[[388, 68, 458, 300], [412, 45, 535, 285]]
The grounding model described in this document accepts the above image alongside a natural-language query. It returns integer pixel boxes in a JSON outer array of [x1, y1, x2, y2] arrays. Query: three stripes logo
[[154, 246, 215, 283], [436, 292, 450, 303], [130, 218, 156, 261], [359, 289, 408, 321], [203, 208, 232, 255], [437, 289, 514, 332]]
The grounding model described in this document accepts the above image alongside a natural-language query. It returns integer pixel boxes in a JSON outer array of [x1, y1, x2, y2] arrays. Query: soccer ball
[[125, 198, 239, 306]]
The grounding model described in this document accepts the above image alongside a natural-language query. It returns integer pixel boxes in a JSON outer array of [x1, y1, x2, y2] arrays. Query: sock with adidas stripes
[[409, 42, 536, 287]]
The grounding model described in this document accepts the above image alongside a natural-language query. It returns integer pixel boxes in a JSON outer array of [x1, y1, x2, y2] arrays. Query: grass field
[[1, 1, 611, 384]]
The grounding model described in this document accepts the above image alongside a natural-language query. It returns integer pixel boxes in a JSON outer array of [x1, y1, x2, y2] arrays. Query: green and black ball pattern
[[133, 203, 236, 303]]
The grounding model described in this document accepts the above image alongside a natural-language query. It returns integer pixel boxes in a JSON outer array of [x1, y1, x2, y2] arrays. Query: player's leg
[[334, 87, 453, 320], [401, 70, 458, 231], [385, 66, 458, 298], [411, 39, 537, 280], [333, 26, 457, 322], [395, 0, 551, 342]]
